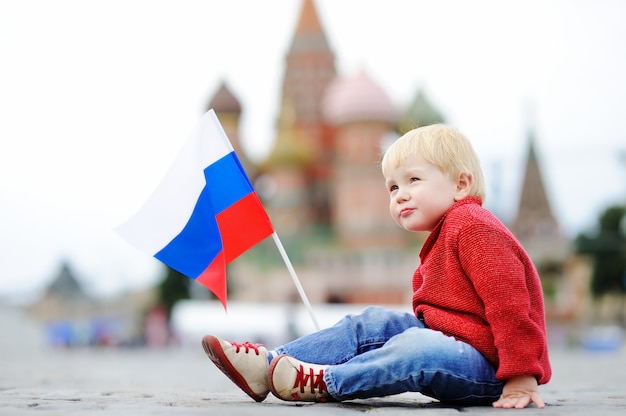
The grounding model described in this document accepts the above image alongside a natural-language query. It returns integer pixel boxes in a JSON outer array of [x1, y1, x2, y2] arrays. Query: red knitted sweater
[[412, 196, 551, 384]]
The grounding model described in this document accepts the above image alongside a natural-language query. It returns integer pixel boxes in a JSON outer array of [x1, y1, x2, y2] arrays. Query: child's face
[[385, 153, 458, 232]]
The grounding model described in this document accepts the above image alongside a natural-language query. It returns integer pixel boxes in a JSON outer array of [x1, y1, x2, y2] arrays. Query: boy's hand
[[492, 375, 545, 409]]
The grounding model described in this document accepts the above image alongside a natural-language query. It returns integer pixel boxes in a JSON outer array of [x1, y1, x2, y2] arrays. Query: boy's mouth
[[400, 208, 414, 217]]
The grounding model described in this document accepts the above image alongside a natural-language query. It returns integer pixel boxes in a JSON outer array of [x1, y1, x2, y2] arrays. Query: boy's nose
[[395, 188, 410, 202]]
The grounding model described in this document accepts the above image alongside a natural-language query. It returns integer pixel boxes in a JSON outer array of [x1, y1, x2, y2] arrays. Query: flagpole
[[271, 232, 320, 331]]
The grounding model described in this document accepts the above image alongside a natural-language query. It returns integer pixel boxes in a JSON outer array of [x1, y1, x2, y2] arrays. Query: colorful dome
[[399, 89, 445, 132], [208, 81, 241, 114], [321, 70, 397, 125]]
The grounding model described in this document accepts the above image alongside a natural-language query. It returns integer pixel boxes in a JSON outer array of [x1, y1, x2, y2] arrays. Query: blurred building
[[510, 127, 568, 261], [205, 0, 575, 312], [209, 0, 444, 305], [28, 261, 155, 347], [509, 127, 586, 328], [27, 0, 586, 340]]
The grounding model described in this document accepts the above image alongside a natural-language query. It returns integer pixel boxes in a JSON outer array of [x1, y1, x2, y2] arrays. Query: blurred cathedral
[[27, 1, 588, 346], [208, 0, 577, 312]]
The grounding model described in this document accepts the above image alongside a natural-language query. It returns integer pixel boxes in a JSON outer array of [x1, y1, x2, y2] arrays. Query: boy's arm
[[458, 224, 550, 384], [492, 375, 545, 409]]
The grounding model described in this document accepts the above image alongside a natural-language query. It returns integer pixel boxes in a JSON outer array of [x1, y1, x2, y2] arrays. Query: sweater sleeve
[[457, 221, 549, 383]]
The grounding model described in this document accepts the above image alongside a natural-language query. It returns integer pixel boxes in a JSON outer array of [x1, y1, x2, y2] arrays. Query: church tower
[[207, 80, 257, 180], [322, 69, 403, 247], [278, 0, 337, 225], [261, 103, 315, 235], [510, 128, 566, 261]]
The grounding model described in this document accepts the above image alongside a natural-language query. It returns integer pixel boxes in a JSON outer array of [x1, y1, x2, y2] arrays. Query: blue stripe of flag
[[205, 152, 254, 214], [154, 152, 254, 279]]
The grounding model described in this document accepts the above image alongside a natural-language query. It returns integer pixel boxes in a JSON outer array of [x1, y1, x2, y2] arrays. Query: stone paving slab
[[1, 345, 625, 415], [1, 303, 625, 415]]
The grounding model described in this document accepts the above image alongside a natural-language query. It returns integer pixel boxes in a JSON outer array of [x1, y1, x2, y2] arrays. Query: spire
[[46, 261, 85, 299], [510, 127, 564, 261], [515, 130, 555, 222], [281, 0, 336, 125], [296, 0, 322, 34], [514, 100, 556, 225], [290, 0, 330, 53]]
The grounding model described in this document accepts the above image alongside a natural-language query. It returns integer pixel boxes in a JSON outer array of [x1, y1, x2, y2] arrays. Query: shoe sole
[[201, 335, 267, 402]]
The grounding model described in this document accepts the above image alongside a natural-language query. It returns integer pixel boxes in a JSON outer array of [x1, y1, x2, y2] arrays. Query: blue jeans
[[274, 306, 504, 404]]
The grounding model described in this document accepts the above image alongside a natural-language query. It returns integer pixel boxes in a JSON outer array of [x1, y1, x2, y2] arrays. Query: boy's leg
[[321, 326, 503, 404], [275, 306, 421, 365], [202, 306, 421, 402]]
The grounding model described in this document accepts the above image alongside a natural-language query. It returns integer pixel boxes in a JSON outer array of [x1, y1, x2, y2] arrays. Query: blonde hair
[[381, 124, 487, 201]]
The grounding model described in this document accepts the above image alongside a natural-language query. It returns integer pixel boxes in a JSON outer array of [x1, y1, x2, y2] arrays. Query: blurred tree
[[575, 205, 626, 323], [156, 266, 191, 320]]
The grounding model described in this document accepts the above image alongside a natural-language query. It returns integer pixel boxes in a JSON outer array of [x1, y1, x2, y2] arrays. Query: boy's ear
[[454, 172, 473, 201]]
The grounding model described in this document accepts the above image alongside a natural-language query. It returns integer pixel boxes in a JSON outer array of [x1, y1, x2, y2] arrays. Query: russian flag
[[116, 110, 274, 309]]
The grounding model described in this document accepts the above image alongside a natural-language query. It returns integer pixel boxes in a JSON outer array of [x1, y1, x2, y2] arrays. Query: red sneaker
[[268, 354, 332, 402], [202, 335, 269, 402]]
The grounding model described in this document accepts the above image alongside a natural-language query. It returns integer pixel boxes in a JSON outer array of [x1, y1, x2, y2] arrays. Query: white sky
[[1, 0, 626, 299]]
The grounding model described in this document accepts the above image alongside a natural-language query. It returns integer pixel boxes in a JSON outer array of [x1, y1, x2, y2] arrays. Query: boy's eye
[[389, 184, 398, 192], [410, 177, 420, 183]]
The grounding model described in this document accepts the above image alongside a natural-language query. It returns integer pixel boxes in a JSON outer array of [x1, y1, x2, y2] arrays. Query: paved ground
[[1, 306, 625, 415]]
